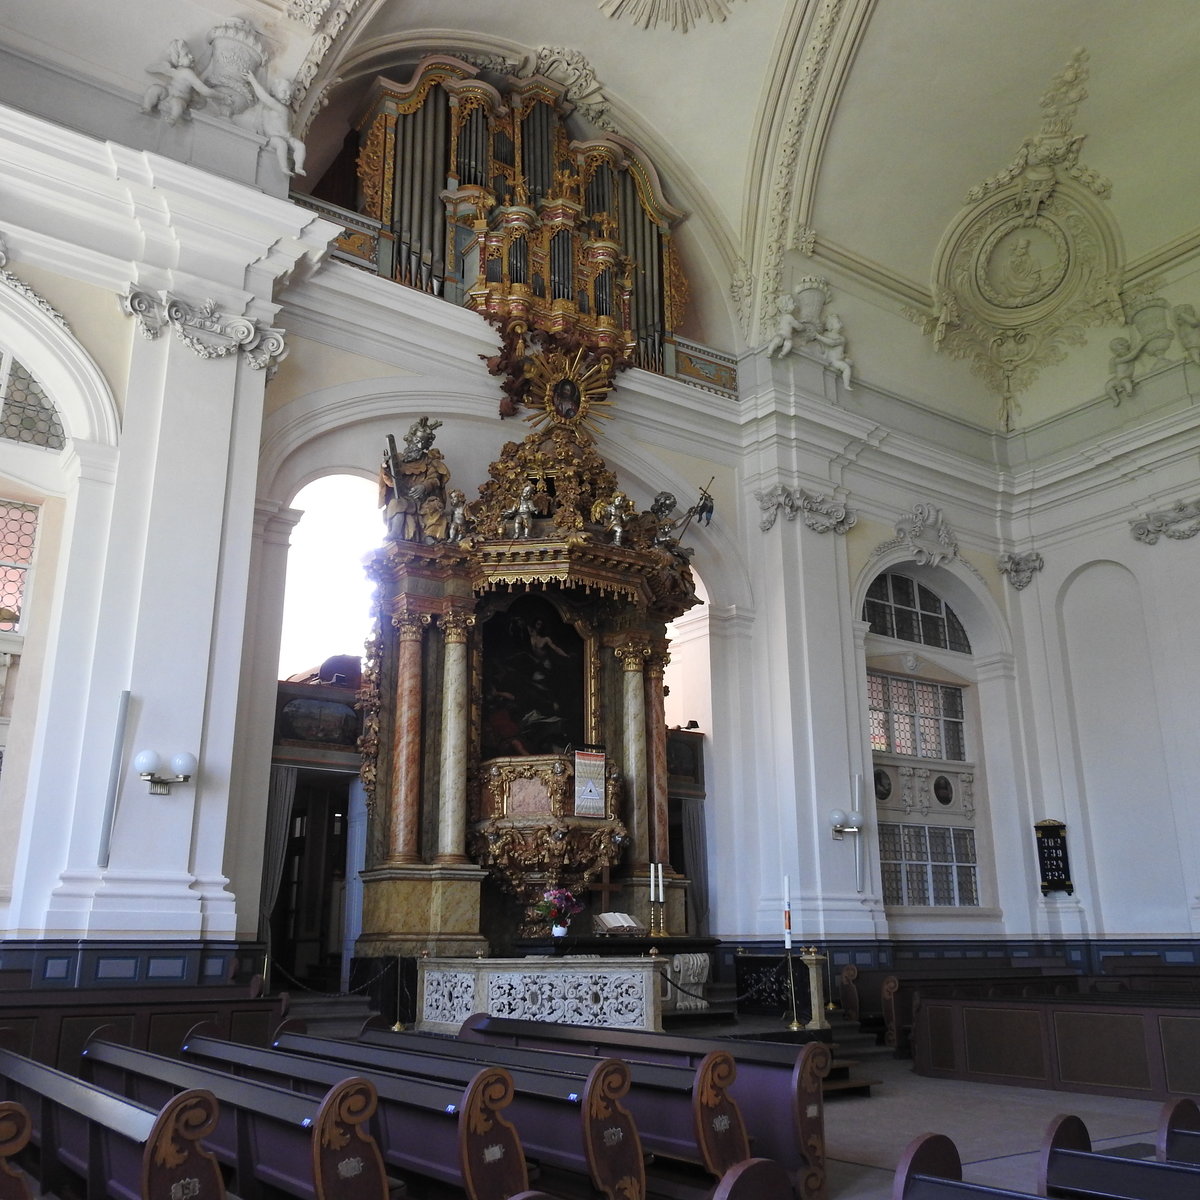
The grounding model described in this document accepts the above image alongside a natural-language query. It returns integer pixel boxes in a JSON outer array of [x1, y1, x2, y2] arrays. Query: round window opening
[[934, 775, 954, 805]]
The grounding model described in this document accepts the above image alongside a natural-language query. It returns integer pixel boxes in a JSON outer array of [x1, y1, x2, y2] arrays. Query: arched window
[[863, 570, 985, 910], [863, 571, 970, 652], [0, 351, 64, 450]]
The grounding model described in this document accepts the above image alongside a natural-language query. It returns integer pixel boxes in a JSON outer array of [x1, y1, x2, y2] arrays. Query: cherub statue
[[243, 71, 306, 176], [1174, 304, 1200, 366], [446, 489, 471, 542], [813, 312, 853, 389], [765, 293, 803, 358], [1104, 335, 1139, 407], [142, 40, 216, 125], [592, 490, 634, 546], [506, 483, 539, 539]]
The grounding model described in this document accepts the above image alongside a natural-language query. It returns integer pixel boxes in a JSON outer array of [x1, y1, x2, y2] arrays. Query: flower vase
[[552, 923, 569, 937]]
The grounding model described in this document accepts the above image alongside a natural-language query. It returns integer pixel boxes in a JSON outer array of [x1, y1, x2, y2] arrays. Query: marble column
[[646, 647, 671, 869], [388, 613, 429, 863], [615, 640, 651, 868], [436, 609, 474, 864]]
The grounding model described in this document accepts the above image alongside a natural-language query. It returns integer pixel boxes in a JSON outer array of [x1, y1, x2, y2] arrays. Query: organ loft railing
[[308, 55, 689, 381]]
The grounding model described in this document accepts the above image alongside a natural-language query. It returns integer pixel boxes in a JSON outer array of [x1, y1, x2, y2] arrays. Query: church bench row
[[0, 983, 287, 1071], [79, 1034, 388, 1200], [895, 1113, 1200, 1200], [450, 1012, 830, 1200], [266, 1027, 790, 1200], [181, 1027, 647, 1200], [0, 1044, 226, 1199]]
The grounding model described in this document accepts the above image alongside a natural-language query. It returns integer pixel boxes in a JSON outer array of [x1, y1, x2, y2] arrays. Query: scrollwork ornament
[[1130, 498, 1200, 545], [874, 501, 959, 568], [756, 483, 856, 534], [998, 550, 1044, 589], [614, 641, 651, 671], [121, 287, 166, 339]]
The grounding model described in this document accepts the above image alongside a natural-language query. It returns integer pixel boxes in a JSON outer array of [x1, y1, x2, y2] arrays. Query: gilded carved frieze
[[908, 50, 1124, 430]]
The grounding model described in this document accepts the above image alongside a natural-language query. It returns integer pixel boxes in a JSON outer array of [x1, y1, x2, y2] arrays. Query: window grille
[[864, 572, 970, 652], [868, 671, 966, 761], [0, 354, 65, 450], [0, 500, 39, 630], [879, 821, 979, 906]]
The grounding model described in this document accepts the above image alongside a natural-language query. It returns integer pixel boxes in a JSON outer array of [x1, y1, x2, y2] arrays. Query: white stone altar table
[[416, 955, 671, 1033]]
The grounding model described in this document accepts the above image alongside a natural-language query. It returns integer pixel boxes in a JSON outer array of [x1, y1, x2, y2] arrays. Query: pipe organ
[[355, 56, 687, 376]]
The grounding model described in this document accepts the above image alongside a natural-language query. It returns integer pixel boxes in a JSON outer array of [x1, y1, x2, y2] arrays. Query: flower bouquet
[[534, 887, 583, 934]]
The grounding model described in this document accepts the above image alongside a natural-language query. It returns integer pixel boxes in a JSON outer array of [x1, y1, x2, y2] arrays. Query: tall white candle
[[783, 873, 792, 949], [649, 865, 656, 903], [656, 863, 664, 903]]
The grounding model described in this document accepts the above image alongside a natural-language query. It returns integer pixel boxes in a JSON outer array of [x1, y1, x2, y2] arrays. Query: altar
[[417, 954, 680, 1033]]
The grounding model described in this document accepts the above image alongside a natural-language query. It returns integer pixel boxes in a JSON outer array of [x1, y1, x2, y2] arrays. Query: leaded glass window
[[0, 355, 65, 450], [868, 672, 966, 761], [864, 572, 970, 652], [879, 821, 979, 906], [0, 500, 39, 630]]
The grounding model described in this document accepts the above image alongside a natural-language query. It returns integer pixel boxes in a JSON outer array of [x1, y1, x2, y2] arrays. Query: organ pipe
[[357, 56, 685, 364]]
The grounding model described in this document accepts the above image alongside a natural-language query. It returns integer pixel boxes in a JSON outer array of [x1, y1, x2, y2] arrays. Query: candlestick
[[783, 873, 792, 949]]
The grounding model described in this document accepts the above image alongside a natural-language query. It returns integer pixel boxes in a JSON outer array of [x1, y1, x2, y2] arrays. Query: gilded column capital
[[440, 610, 477, 643], [614, 640, 652, 672], [393, 612, 432, 640], [645, 648, 671, 677]]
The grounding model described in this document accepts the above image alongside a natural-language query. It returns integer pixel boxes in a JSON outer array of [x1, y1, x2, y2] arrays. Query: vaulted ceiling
[[4, 0, 1198, 432]]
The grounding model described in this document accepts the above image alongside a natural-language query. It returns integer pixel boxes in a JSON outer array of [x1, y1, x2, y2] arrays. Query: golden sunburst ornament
[[523, 349, 616, 437]]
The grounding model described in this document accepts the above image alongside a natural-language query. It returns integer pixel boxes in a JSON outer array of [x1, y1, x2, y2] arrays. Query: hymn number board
[[1035, 819, 1073, 895]]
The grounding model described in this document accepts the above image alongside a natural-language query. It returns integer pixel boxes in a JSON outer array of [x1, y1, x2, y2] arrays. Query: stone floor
[[686, 1013, 1165, 1199]]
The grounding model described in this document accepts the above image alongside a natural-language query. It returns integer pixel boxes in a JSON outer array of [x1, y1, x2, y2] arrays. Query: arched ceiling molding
[[741, 0, 874, 342], [296, 26, 746, 349], [0, 276, 119, 450]]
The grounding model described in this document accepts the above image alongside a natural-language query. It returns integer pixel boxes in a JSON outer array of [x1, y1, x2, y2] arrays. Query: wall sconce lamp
[[830, 808, 866, 893], [133, 750, 197, 795], [829, 809, 863, 840]]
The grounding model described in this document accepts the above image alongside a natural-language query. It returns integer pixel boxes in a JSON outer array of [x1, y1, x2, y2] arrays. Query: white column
[[223, 500, 303, 939]]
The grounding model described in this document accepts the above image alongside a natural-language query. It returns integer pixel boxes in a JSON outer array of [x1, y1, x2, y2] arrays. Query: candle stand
[[784, 948, 804, 1032]]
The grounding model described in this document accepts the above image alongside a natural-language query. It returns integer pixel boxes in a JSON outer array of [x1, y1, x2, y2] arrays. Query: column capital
[[614, 640, 652, 671], [393, 612, 433, 640], [439, 609, 476, 643]]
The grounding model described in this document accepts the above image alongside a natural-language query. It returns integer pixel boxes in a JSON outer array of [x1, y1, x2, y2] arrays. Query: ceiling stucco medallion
[[908, 49, 1124, 431], [599, 0, 743, 32]]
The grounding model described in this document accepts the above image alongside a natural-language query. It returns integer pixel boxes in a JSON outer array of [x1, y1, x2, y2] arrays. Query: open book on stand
[[593, 912, 648, 935]]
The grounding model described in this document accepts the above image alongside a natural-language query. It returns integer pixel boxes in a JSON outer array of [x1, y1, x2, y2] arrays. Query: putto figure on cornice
[[764, 275, 853, 388]]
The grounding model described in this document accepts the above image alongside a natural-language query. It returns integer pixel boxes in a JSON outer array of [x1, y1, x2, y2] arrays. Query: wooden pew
[[80, 1034, 387, 1200], [893, 1132, 1043, 1200], [450, 1013, 830, 1200], [1039, 1112, 1200, 1199], [0, 1102, 32, 1200], [1158, 1097, 1200, 1165], [182, 1030, 649, 1200], [268, 1028, 792, 1200], [0, 1044, 225, 1200]]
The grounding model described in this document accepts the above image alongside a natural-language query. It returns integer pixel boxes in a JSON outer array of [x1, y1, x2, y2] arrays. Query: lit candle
[[783, 874, 792, 949]]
